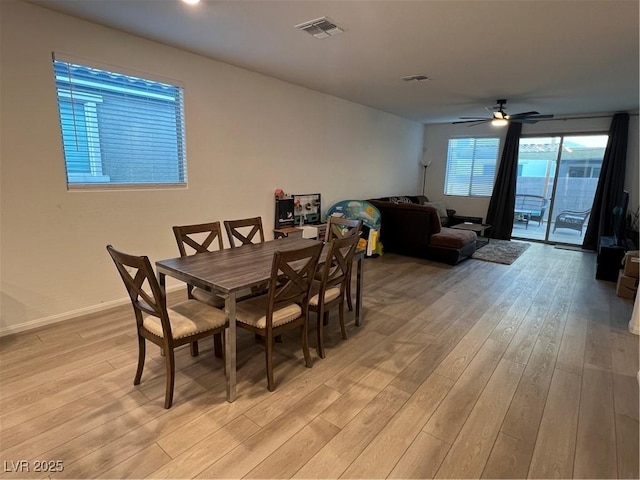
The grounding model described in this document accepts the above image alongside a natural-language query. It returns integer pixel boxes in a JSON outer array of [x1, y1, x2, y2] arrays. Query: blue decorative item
[[326, 200, 381, 229]]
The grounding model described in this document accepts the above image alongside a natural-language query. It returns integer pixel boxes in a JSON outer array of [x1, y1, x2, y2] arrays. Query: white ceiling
[[30, 0, 640, 124]]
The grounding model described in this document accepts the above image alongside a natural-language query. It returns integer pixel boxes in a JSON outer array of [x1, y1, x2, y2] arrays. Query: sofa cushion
[[371, 195, 424, 204], [423, 201, 449, 225], [371, 201, 443, 234], [389, 195, 413, 204], [430, 227, 477, 248]]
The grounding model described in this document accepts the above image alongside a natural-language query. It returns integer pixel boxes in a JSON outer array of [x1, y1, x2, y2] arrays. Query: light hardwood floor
[[1, 243, 638, 479]]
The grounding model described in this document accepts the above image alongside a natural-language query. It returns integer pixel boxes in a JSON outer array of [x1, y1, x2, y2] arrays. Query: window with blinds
[[445, 137, 500, 196], [52, 56, 187, 188]]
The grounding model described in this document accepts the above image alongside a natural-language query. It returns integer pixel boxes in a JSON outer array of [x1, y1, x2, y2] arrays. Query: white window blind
[[445, 137, 500, 196], [52, 55, 187, 188]]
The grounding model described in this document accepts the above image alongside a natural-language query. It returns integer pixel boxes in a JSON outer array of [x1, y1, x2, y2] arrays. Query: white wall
[[424, 116, 639, 222], [0, 1, 424, 334]]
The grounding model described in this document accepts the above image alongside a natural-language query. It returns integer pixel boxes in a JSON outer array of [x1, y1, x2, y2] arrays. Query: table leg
[[355, 256, 364, 327], [224, 293, 237, 402]]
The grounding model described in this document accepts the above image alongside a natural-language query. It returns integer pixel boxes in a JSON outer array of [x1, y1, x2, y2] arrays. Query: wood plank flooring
[[0, 243, 638, 479]]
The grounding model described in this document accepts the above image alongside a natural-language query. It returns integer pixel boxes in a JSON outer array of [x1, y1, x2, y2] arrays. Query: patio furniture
[[514, 195, 547, 229], [553, 209, 591, 235]]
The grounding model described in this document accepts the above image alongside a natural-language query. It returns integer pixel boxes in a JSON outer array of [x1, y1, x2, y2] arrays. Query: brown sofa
[[368, 195, 477, 265]]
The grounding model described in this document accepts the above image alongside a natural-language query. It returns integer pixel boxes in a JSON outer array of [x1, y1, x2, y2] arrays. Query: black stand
[[596, 236, 626, 281], [275, 198, 295, 229]]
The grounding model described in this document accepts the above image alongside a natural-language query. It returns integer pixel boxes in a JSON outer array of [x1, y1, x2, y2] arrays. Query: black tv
[[613, 190, 629, 247]]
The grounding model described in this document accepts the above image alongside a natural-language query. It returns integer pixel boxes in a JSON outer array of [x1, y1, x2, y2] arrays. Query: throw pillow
[[390, 196, 412, 204], [423, 201, 449, 221]]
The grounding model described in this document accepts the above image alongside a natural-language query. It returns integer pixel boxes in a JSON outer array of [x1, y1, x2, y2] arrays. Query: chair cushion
[[142, 299, 226, 339], [309, 287, 341, 306], [191, 287, 226, 308], [235, 295, 302, 329], [430, 228, 477, 248]]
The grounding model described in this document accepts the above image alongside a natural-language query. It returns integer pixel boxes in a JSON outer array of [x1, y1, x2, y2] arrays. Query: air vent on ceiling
[[401, 75, 430, 82], [295, 17, 344, 39]]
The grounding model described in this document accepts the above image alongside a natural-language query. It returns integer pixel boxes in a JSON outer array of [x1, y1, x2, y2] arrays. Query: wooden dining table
[[156, 236, 365, 402]]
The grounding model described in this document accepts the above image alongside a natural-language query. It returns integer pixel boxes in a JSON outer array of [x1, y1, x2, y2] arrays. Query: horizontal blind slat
[[53, 59, 187, 187], [445, 137, 499, 196]]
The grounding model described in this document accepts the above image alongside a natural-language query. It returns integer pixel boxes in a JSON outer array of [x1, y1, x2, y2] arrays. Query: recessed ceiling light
[[182, 0, 200, 5], [295, 17, 344, 39]]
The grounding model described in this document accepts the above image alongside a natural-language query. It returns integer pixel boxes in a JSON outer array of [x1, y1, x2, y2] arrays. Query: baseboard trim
[[0, 285, 184, 337]]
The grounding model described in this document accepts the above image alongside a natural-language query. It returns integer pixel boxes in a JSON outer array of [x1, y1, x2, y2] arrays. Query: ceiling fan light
[[492, 118, 508, 127]]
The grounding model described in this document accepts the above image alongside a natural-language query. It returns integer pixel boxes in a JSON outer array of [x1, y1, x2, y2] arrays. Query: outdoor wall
[[516, 178, 598, 213], [0, 0, 424, 334], [423, 116, 639, 223]]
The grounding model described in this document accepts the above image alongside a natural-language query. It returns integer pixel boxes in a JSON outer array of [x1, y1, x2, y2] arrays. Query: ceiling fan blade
[[455, 99, 551, 126], [465, 121, 490, 127], [527, 114, 554, 119], [509, 111, 540, 119], [512, 114, 554, 123], [511, 118, 540, 124], [452, 119, 490, 125]]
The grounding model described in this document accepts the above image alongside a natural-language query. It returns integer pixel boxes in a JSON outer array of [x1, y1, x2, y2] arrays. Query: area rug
[[472, 239, 530, 265]]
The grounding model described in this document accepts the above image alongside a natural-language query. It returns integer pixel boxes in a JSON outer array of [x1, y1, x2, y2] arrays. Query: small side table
[[514, 210, 531, 229], [273, 227, 303, 239], [451, 222, 492, 243]]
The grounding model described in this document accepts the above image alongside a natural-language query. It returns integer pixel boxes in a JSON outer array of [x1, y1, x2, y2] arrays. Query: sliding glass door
[[514, 134, 608, 245]]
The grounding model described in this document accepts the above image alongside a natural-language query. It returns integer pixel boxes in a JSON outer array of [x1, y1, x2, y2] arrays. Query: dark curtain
[[582, 112, 629, 250], [486, 122, 522, 239]]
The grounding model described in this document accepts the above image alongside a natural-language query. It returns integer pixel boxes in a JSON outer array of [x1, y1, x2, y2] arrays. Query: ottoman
[[428, 227, 477, 265]]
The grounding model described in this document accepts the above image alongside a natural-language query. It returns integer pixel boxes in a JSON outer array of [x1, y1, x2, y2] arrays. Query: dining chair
[[107, 245, 227, 408], [224, 217, 265, 248], [234, 242, 323, 391], [173, 221, 226, 357], [223, 216, 270, 300], [324, 216, 363, 243], [310, 232, 361, 358], [324, 216, 363, 311]]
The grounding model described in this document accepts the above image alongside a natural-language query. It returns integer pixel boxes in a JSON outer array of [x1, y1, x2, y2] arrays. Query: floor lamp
[[421, 158, 432, 196]]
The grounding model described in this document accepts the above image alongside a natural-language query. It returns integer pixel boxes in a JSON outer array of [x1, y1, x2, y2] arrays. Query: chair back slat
[[266, 243, 323, 322], [325, 217, 363, 243], [320, 232, 361, 292], [107, 245, 172, 334], [107, 244, 227, 408], [224, 217, 265, 248], [173, 221, 224, 256]]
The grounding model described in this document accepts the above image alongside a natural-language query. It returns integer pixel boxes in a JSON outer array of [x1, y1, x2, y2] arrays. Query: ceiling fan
[[453, 99, 553, 126]]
